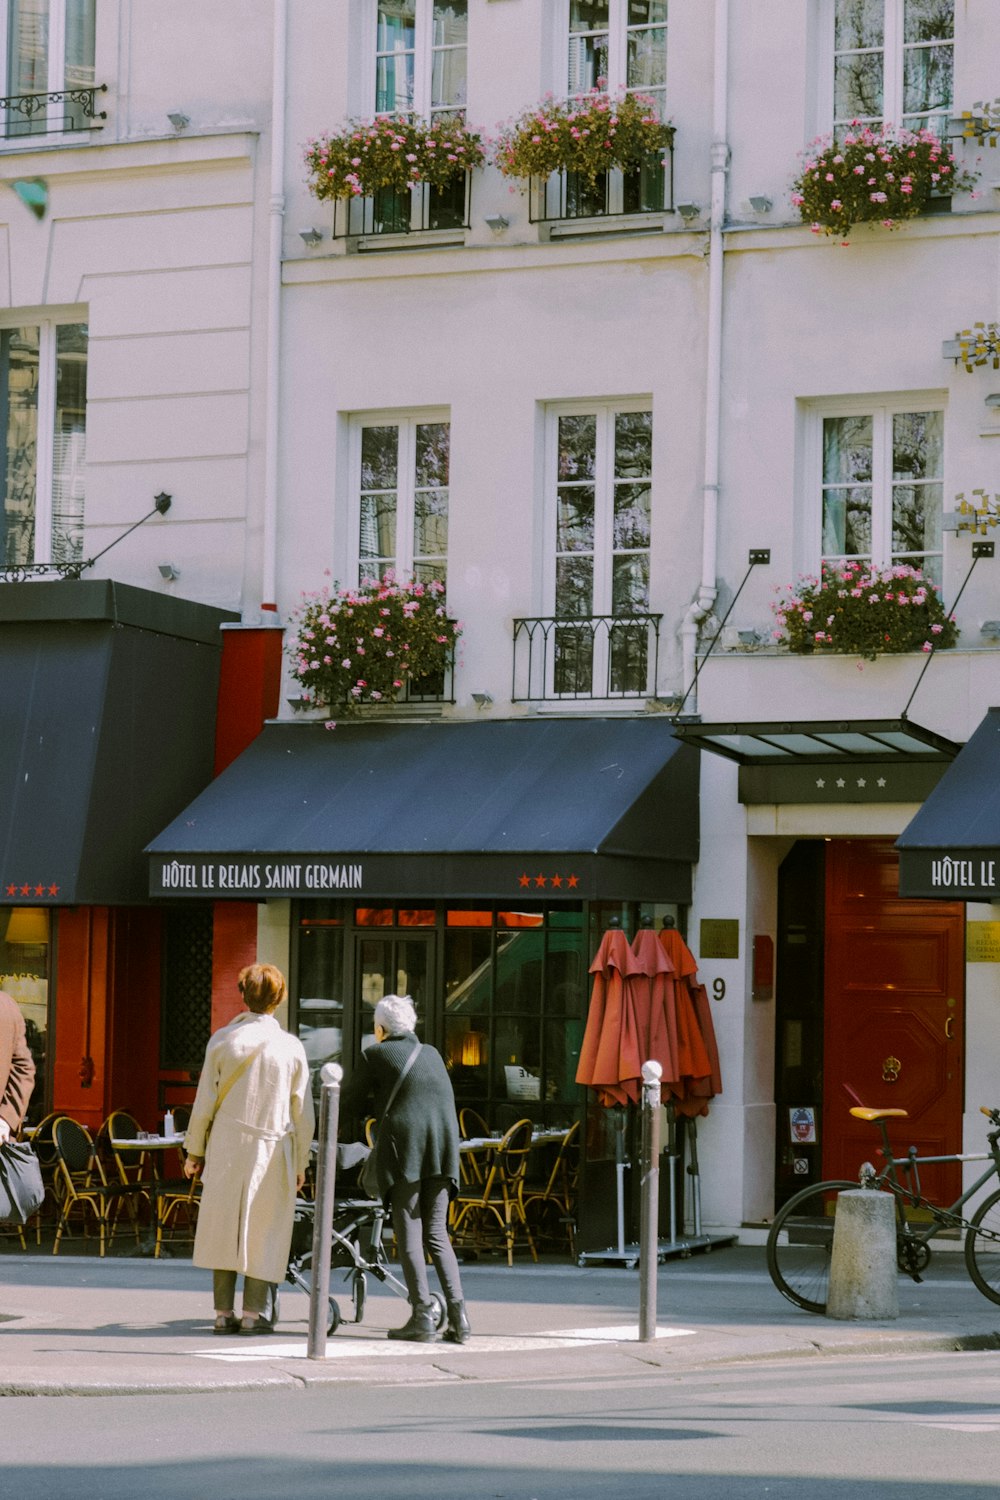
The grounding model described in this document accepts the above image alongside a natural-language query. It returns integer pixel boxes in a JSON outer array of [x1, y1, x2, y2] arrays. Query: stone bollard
[[826, 1189, 899, 1321]]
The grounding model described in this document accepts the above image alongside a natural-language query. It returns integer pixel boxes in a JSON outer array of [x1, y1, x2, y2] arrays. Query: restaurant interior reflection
[[0, 906, 50, 1121]]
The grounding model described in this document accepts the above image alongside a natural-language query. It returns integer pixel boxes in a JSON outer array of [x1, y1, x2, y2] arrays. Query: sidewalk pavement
[[2, 1244, 1000, 1397]]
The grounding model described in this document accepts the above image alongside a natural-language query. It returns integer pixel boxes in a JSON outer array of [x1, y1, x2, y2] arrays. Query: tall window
[[567, 0, 667, 119], [550, 403, 653, 694], [825, 0, 953, 132], [818, 403, 944, 583], [2, 0, 96, 137], [552, 2, 667, 218], [375, 1, 467, 122], [0, 320, 87, 569], [353, 414, 449, 587]]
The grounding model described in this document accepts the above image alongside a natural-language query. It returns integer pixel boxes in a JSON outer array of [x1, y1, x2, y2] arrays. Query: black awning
[[147, 717, 699, 903], [897, 707, 1000, 899], [0, 580, 235, 905]]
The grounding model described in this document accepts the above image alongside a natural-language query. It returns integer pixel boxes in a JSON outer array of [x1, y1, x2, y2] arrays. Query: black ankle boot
[[442, 1300, 470, 1344], [387, 1301, 438, 1342]]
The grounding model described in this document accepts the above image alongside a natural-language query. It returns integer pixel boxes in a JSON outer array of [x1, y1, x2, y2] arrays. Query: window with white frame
[[548, 2, 668, 218], [816, 401, 944, 585], [549, 402, 654, 695], [1, 0, 96, 138], [0, 320, 87, 570], [353, 414, 449, 588], [374, 1, 467, 122], [566, 0, 667, 118], [819, 0, 953, 134]]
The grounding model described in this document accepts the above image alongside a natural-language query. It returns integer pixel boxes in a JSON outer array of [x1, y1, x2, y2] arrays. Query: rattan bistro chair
[[523, 1121, 581, 1257], [99, 1108, 156, 1237], [450, 1117, 538, 1266], [458, 1107, 491, 1185], [152, 1174, 201, 1258], [51, 1117, 143, 1256]]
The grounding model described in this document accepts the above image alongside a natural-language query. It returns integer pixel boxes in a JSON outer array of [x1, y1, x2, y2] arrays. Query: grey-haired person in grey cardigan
[[341, 993, 469, 1343]]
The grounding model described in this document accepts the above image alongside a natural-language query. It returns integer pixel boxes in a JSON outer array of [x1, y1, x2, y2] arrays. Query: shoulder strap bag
[[0, 1138, 45, 1224], [360, 1042, 422, 1199]]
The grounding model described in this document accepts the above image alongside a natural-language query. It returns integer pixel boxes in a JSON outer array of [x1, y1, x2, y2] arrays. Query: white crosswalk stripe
[[195, 1323, 696, 1361]]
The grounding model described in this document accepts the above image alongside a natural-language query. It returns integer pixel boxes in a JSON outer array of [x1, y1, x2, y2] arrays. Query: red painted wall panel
[[214, 627, 283, 776], [210, 902, 258, 1031]]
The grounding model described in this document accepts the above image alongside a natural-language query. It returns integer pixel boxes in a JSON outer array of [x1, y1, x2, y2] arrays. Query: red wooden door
[[823, 840, 964, 1204]]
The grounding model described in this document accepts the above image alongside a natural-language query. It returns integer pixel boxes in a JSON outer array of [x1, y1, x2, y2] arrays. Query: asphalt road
[[2, 1349, 999, 1500]]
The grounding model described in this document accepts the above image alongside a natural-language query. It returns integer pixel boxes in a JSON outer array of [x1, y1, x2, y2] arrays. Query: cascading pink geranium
[[288, 572, 462, 716]]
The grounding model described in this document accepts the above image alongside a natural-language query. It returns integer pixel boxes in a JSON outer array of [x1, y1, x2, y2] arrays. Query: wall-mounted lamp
[[167, 112, 190, 132], [747, 195, 773, 214], [484, 214, 509, 233], [299, 226, 323, 246], [4, 907, 49, 945], [471, 691, 493, 709], [675, 201, 701, 222], [158, 562, 180, 581]]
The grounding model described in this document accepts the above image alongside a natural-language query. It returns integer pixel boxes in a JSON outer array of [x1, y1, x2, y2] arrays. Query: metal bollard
[[639, 1059, 663, 1342], [307, 1061, 342, 1360]]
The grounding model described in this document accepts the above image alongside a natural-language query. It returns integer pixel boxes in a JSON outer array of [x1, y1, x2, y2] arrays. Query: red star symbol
[[534, 874, 547, 888], [48, 884, 59, 896], [567, 875, 579, 889], [551, 874, 563, 888], [5, 885, 15, 897], [20, 884, 30, 896], [33, 884, 44, 896], [518, 873, 530, 888]]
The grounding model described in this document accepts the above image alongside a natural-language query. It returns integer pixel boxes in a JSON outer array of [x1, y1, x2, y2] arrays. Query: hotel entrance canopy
[[147, 718, 699, 903], [670, 717, 958, 805]]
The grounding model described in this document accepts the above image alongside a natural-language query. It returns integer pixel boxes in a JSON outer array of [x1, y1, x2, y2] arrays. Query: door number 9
[[712, 977, 726, 1002]]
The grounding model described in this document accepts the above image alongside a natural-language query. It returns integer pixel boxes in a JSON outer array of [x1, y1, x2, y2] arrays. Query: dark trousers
[[389, 1176, 464, 1308], [212, 1270, 278, 1321]]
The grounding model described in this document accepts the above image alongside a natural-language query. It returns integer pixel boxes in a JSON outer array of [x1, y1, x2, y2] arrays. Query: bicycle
[[766, 1104, 1000, 1314]]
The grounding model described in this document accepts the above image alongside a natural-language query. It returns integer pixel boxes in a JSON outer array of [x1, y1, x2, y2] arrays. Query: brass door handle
[[882, 1055, 902, 1083], [945, 1017, 955, 1040]]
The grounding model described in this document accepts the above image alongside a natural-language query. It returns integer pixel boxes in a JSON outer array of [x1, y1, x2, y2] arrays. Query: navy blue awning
[[0, 580, 234, 905], [147, 717, 699, 903], [897, 707, 1000, 900]]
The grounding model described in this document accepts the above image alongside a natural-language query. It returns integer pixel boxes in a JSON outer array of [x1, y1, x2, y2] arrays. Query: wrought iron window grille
[[1, 84, 107, 138], [528, 145, 674, 226], [330, 173, 472, 240], [512, 614, 662, 703]]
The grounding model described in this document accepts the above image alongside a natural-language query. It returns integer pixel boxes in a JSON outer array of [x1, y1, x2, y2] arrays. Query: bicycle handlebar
[[980, 1105, 1000, 1127]]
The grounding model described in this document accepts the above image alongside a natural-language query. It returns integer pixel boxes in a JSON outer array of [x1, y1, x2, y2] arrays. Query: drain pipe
[[680, 0, 730, 710], [261, 0, 288, 613]]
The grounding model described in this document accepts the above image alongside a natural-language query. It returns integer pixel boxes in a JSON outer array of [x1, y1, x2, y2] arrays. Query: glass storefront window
[[297, 918, 345, 1104], [294, 897, 683, 1134], [0, 906, 49, 1121]]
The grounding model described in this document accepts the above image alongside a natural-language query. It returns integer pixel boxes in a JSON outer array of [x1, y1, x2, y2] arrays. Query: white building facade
[[5, 0, 1000, 1239]]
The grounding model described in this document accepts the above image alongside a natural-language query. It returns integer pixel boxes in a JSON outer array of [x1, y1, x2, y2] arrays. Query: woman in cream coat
[[183, 964, 314, 1334]]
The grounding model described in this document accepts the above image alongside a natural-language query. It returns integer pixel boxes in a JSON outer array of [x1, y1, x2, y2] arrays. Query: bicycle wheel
[[965, 1188, 1000, 1306], [766, 1180, 857, 1313]]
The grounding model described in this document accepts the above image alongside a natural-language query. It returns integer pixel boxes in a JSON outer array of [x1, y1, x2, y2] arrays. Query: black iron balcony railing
[[512, 613, 662, 702], [401, 649, 456, 705], [528, 146, 674, 225], [331, 173, 471, 239], [1, 83, 107, 139]]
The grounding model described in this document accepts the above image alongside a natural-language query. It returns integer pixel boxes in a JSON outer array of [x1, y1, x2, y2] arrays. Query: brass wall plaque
[[699, 918, 740, 960], [967, 921, 1000, 963]]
